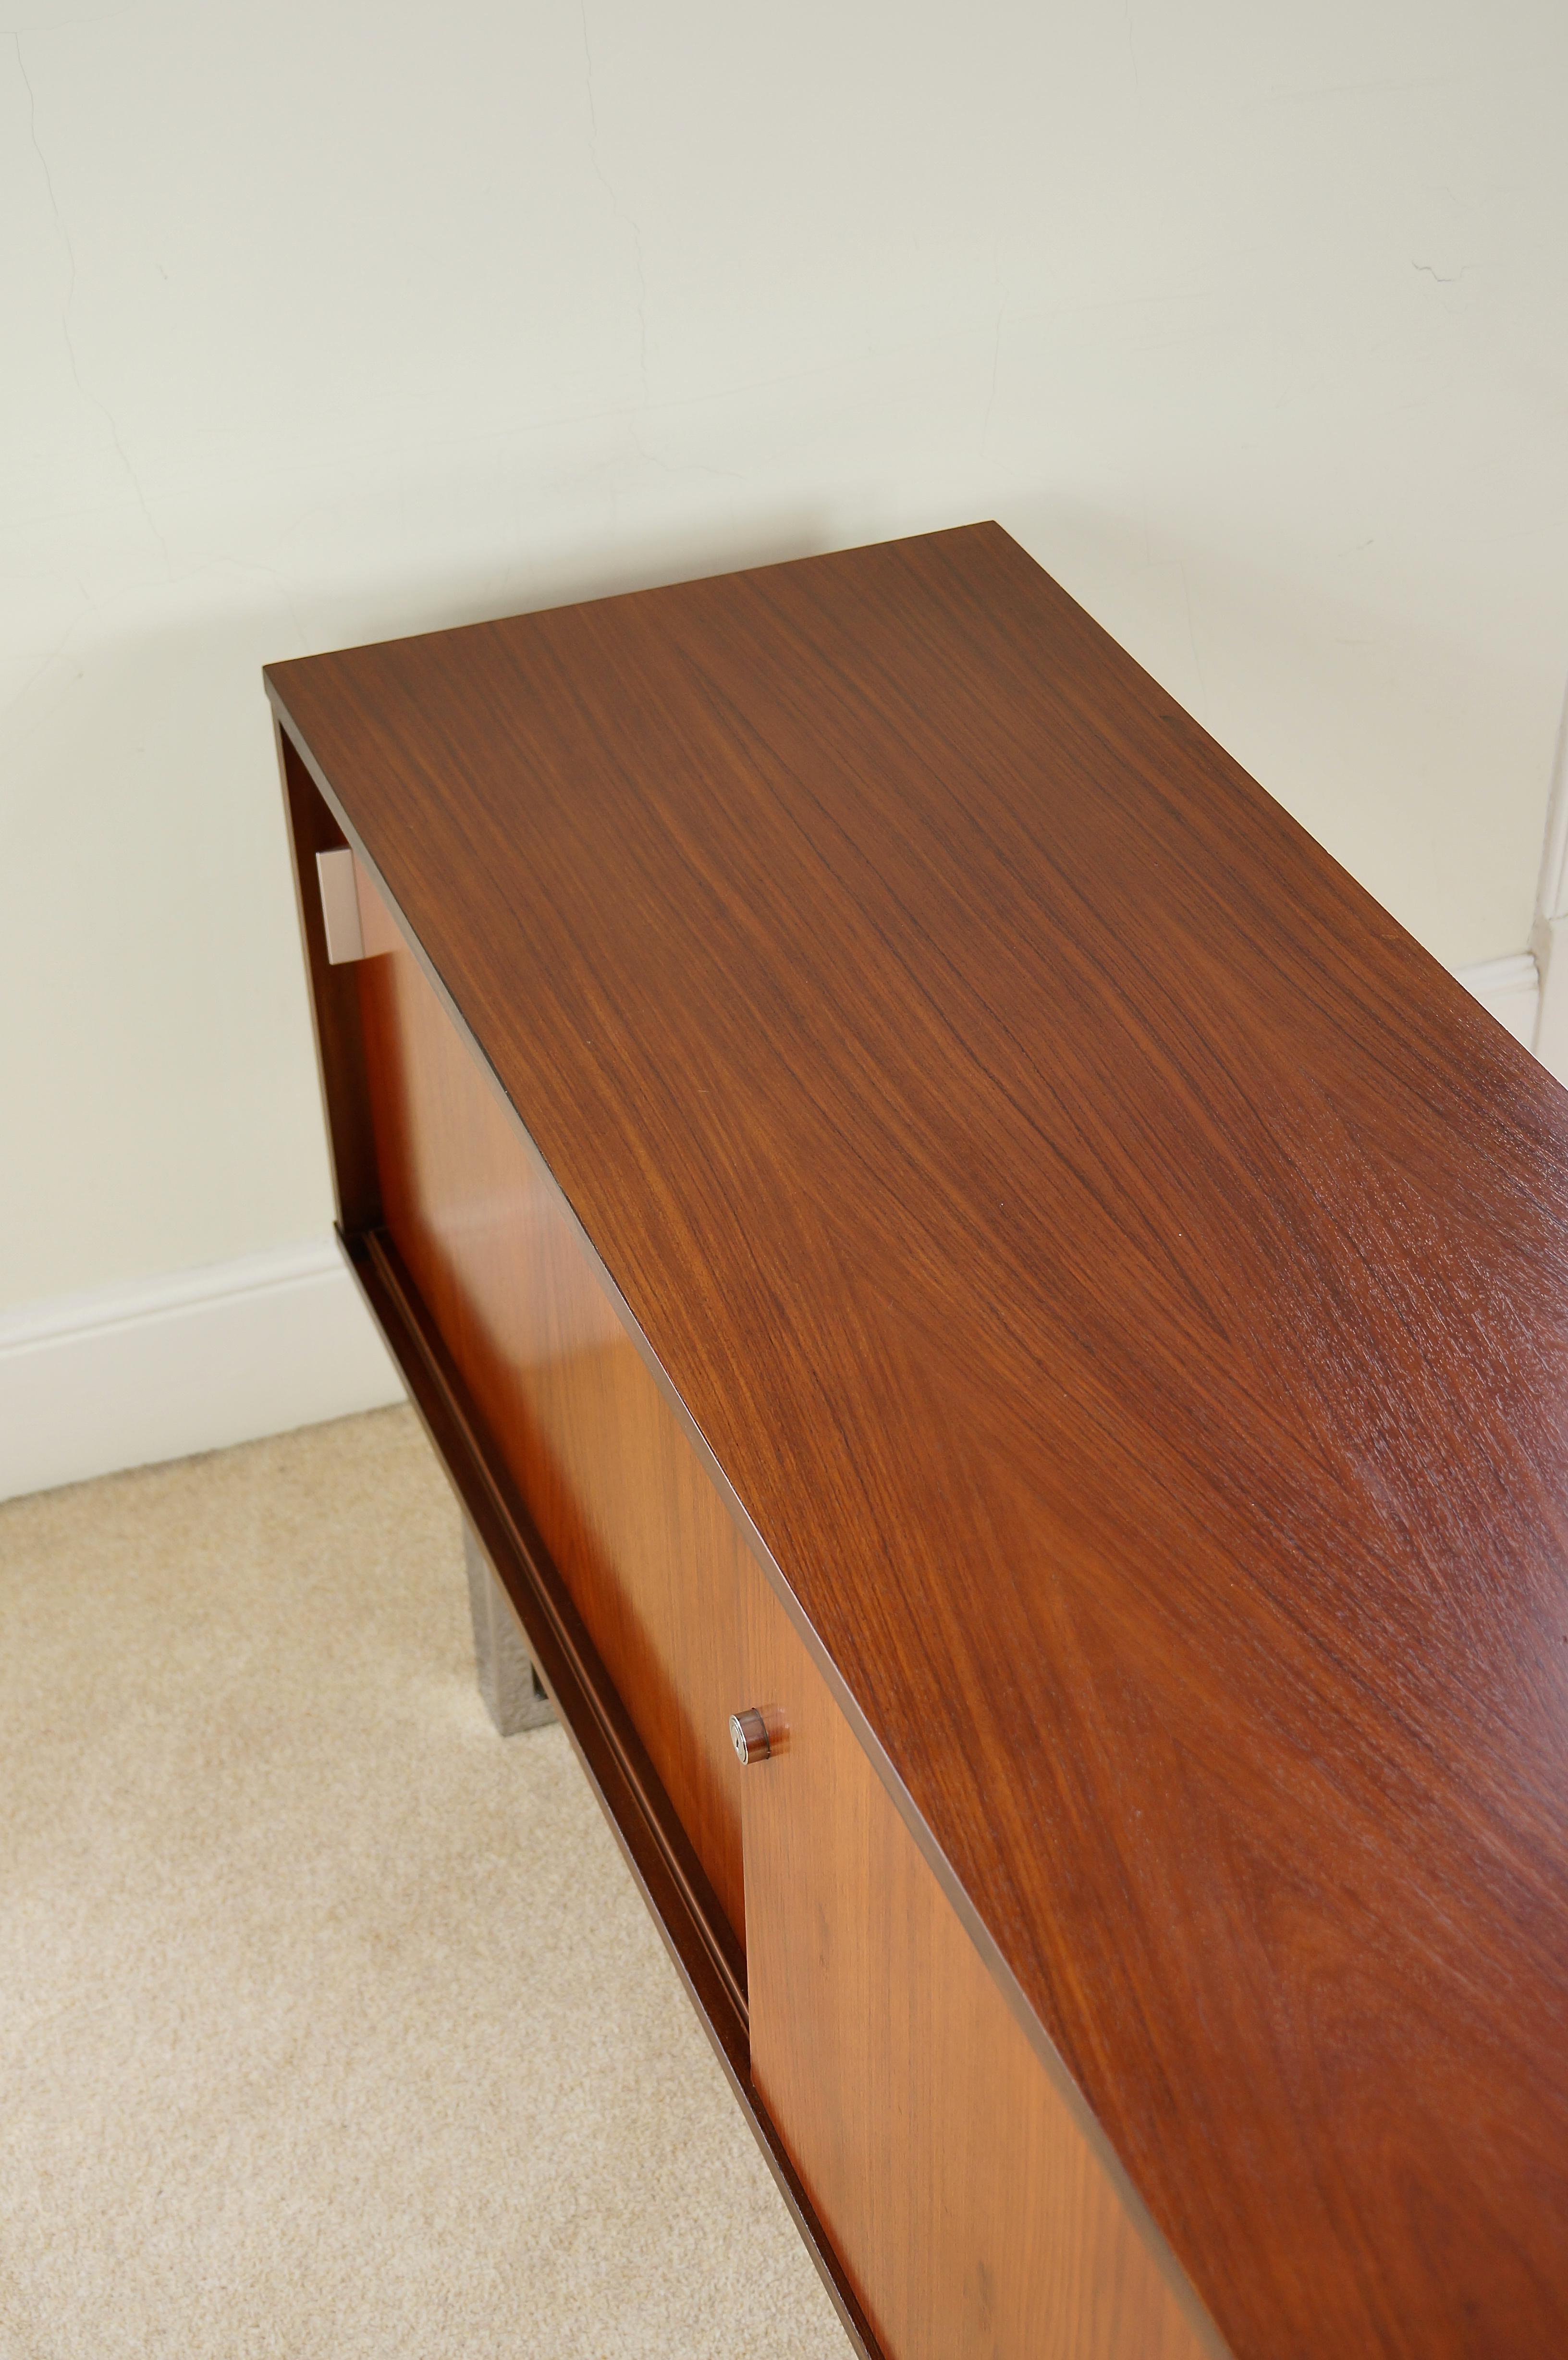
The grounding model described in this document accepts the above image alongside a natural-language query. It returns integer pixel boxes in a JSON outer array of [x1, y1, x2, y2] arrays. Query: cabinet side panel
[[743, 1573, 1218, 2360], [356, 926, 747, 1942]]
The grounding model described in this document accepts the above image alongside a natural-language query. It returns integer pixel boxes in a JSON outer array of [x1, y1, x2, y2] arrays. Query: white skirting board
[[0, 1240, 405, 1506]]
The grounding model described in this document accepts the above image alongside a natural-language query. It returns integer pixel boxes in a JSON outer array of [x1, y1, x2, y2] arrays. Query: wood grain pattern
[[268, 523, 1568, 2358], [339, 1226, 880, 2359], [354, 889, 750, 1942], [742, 1571, 1217, 2360]]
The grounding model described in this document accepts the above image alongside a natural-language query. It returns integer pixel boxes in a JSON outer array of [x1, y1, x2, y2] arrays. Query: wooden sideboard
[[266, 524, 1568, 2360]]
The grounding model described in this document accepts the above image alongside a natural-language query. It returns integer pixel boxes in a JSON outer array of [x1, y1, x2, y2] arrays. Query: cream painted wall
[[4, 0, 1567, 1313]]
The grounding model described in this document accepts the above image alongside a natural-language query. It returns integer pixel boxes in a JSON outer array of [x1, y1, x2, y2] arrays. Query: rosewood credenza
[[267, 524, 1568, 2360]]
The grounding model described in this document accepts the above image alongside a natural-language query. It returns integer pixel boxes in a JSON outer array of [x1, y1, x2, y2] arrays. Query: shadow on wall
[[0, 499, 842, 1314], [1006, 486, 1556, 971], [1, 481, 1549, 1325]]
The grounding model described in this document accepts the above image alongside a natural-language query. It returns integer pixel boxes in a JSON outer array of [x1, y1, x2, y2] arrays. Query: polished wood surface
[[268, 523, 1568, 2358], [340, 1224, 878, 2358], [742, 1571, 1215, 2360], [354, 891, 749, 1942]]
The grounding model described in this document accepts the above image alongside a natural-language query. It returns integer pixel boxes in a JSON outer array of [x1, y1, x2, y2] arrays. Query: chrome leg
[[463, 1521, 552, 1735]]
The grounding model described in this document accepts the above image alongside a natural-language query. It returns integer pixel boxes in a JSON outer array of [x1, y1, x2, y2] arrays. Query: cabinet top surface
[[268, 524, 1568, 2360]]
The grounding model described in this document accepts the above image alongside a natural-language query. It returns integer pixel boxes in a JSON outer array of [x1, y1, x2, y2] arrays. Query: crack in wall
[[13, 31, 172, 576], [576, 0, 649, 406], [1176, 560, 1208, 717], [982, 238, 1003, 452]]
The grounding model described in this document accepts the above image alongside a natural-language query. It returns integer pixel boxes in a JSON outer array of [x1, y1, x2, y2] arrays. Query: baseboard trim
[[0, 1238, 405, 1504], [1456, 951, 1539, 1050]]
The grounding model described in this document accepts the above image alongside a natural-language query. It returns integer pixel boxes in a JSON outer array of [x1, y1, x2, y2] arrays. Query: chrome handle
[[729, 1708, 772, 1766]]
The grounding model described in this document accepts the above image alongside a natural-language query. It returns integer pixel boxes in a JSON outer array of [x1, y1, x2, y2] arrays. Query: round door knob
[[729, 1708, 772, 1765]]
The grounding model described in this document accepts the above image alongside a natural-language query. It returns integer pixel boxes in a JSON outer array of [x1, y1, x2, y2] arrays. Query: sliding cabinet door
[[738, 1573, 1215, 2360], [351, 856, 749, 1942]]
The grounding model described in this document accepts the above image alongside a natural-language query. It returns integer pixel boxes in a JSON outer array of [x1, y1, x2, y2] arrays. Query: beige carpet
[[0, 1407, 852, 2359]]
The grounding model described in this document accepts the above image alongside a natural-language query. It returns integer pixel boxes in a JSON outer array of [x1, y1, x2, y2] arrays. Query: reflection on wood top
[[267, 524, 1568, 2360]]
